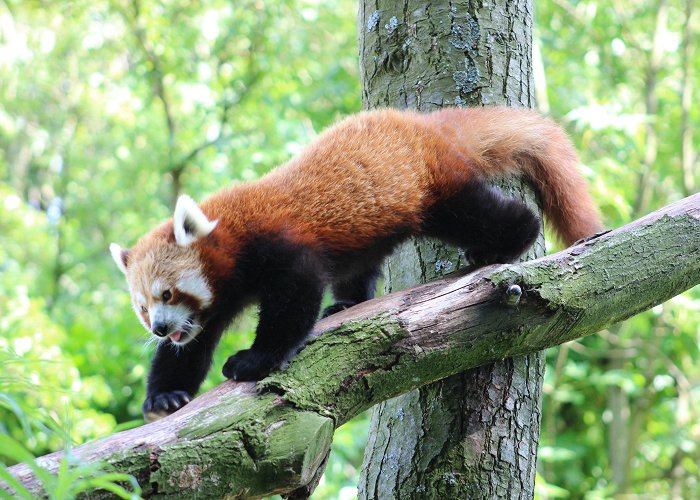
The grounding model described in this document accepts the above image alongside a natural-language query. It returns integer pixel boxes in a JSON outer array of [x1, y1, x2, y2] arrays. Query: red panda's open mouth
[[168, 331, 183, 342], [166, 316, 198, 345]]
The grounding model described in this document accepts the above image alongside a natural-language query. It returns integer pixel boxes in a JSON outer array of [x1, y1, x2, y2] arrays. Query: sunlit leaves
[[0, 0, 358, 458]]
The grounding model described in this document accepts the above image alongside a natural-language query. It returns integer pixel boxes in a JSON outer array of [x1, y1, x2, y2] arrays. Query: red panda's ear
[[173, 194, 218, 247], [109, 243, 130, 274]]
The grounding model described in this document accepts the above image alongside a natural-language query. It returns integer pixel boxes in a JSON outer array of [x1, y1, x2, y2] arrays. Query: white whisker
[[142, 334, 160, 351]]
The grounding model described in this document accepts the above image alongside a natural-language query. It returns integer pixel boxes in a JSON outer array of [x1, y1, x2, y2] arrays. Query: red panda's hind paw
[[321, 300, 358, 318], [468, 204, 540, 266], [222, 349, 280, 381]]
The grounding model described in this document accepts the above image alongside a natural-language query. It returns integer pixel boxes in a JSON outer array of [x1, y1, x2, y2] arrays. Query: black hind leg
[[322, 265, 381, 318], [423, 177, 540, 265]]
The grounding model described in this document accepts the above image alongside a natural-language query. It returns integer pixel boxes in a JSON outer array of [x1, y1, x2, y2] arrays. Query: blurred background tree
[[0, 0, 697, 498]]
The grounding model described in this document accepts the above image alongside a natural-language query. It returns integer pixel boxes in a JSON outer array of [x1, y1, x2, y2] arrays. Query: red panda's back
[[208, 110, 451, 252]]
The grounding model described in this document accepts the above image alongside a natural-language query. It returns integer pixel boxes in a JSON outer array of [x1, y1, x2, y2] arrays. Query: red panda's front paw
[[142, 390, 192, 422], [222, 349, 279, 381]]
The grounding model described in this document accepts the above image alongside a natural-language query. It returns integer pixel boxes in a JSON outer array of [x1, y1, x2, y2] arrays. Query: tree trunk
[[5, 193, 700, 499], [357, 1, 543, 497]]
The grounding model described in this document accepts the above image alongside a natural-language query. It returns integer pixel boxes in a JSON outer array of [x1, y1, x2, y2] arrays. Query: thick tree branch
[[6, 193, 700, 499]]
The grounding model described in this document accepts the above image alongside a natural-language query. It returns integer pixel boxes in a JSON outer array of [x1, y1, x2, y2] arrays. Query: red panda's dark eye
[[162, 290, 172, 302], [141, 306, 148, 314]]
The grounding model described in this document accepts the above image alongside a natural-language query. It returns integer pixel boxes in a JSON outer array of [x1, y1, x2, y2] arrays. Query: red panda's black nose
[[152, 322, 169, 337]]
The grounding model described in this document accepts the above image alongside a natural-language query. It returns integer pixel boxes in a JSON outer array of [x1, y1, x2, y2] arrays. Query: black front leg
[[143, 322, 225, 421], [223, 241, 325, 381]]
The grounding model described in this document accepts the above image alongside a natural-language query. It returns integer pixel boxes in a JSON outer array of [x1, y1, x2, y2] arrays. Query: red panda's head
[[110, 195, 218, 347]]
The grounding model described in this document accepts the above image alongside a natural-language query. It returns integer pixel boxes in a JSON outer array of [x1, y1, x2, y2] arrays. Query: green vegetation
[[0, 0, 697, 498]]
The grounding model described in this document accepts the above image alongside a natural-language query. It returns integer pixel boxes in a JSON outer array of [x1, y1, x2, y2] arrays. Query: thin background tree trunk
[[632, 0, 667, 218], [680, 0, 696, 197], [357, 0, 544, 497]]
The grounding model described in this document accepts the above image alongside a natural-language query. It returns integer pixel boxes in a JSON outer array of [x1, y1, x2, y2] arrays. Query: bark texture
[[5, 193, 699, 499], [358, 0, 542, 497]]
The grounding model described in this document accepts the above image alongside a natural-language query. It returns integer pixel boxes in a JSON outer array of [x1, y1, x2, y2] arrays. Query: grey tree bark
[[357, 1, 543, 497]]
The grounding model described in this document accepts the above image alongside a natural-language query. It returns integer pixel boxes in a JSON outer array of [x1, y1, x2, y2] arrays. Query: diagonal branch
[[5, 193, 700, 499]]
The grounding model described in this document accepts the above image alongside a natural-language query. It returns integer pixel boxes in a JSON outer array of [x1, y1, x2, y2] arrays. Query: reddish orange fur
[[134, 106, 600, 277], [201, 107, 597, 244], [425, 107, 602, 244]]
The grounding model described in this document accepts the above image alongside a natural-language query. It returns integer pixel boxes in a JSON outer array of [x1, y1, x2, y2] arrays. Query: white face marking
[[176, 272, 213, 308], [151, 279, 164, 299], [150, 303, 193, 329], [145, 300, 202, 347], [150, 303, 164, 324]]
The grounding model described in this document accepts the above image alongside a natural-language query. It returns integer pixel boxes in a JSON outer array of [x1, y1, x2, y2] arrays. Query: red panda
[[110, 107, 601, 421]]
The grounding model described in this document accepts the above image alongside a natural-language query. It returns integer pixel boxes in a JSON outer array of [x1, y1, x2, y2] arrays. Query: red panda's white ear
[[173, 194, 218, 247], [109, 243, 130, 274]]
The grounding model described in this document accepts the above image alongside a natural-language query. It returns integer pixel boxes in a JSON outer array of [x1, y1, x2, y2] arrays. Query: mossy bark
[[358, 0, 542, 497], [4, 194, 700, 498]]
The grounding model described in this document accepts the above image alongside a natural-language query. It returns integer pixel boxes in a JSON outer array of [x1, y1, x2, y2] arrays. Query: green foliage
[[315, 412, 370, 499], [0, 432, 142, 500], [0, 0, 698, 498], [0, 349, 141, 499], [0, 0, 359, 496], [536, 1, 700, 497]]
